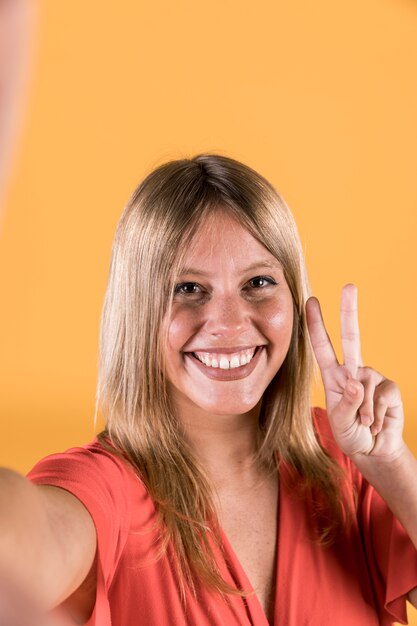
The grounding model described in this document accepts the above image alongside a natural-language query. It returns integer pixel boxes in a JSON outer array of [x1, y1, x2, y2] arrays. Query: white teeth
[[219, 356, 230, 370], [229, 355, 240, 368], [193, 347, 258, 370]]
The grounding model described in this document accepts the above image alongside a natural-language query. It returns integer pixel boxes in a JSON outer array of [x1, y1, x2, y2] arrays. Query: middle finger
[[340, 284, 363, 378]]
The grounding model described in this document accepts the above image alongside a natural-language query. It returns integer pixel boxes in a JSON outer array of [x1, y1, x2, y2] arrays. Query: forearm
[[351, 444, 417, 550]]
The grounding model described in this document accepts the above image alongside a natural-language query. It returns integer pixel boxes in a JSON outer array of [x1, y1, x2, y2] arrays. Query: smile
[[184, 346, 264, 381], [192, 347, 257, 369]]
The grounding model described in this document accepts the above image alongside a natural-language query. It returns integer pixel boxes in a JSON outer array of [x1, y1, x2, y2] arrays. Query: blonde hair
[[96, 154, 350, 598]]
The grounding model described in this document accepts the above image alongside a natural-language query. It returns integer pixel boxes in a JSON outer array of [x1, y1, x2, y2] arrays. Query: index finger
[[306, 296, 339, 379], [340, 283, 363, 377]]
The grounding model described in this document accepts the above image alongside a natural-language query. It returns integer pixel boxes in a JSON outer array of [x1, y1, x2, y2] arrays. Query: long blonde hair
[[96, 154, 350, 598]]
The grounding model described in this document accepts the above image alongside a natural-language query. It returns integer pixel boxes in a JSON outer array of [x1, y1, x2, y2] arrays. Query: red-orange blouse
[[27, 408, 417, 625]]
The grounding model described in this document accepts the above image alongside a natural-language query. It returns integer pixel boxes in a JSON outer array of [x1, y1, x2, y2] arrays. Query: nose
[[204, 294, 251, 338]]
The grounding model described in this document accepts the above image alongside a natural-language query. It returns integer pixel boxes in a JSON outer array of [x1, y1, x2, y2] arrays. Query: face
[[162, 210, 294, 422]]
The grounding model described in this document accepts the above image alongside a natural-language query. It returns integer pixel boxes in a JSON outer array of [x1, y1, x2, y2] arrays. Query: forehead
[[179, 210, 282, 274]]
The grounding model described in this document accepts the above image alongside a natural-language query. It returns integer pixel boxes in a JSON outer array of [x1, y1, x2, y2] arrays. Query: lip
[[184, 345, 265, 381], [187, 345, 261, 355]]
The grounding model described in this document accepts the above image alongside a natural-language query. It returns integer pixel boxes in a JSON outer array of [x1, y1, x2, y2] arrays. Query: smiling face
[[162, 209, 294, 423]]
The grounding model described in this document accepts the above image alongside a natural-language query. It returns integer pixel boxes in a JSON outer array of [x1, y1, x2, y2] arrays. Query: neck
[[174, 398, 264, 489]]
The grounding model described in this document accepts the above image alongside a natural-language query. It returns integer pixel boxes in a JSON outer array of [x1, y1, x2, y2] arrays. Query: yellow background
[[1, 1, 416, 622]]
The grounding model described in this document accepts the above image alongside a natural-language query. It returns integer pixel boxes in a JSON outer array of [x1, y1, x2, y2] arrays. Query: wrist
[[350, 441, 410, 480]]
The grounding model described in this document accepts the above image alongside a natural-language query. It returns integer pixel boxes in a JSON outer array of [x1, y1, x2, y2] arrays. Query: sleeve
[[312, 407, 417, 625], [358, 477, 417, 625], [26, 440, 134, 625]]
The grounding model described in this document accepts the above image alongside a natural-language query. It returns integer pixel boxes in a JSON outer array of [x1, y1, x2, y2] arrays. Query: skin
[[163, 209, 293, 619], [306, 286, 404, 456], [0, 209, 415, 621], [0, 0, 415, 618], [306, 285, 417, 607], [0, 3, 65, 624], [0, 471, 95, 625], [0, 0, 34, 212], [163, 209, 417, 610], [163, 210, 294, 475]]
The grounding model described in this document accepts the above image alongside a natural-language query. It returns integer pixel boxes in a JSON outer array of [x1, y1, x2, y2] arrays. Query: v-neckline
[[218, 472, 281, 626]]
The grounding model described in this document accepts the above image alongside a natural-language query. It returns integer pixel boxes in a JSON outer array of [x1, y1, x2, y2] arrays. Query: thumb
[[331, 378, 364, 429]]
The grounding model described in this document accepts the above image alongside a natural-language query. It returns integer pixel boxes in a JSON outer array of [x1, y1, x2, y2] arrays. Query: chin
[[194, 396, 262, 417]]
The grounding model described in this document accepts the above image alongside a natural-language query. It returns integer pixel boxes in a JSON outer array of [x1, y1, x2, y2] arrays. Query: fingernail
[[361, 415, 372, 426]]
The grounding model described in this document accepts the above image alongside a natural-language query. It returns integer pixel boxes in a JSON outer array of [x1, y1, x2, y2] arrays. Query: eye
[[174, 282, 203, 296], [247, 275, 277, 290]]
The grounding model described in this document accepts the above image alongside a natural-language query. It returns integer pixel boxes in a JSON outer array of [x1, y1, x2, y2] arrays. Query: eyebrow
[[178, 260, 282, 277]]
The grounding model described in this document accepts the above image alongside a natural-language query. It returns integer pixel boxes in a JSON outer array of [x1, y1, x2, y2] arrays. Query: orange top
[[27, 408, 417, 626]]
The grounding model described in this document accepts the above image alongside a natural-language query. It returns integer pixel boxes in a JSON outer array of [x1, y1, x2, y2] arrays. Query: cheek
[[260, 299, 294, 338], [166, 307, 201, 352]]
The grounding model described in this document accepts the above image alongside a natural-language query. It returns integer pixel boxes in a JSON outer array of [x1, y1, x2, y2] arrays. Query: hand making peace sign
[[306, 284, 405, 460]]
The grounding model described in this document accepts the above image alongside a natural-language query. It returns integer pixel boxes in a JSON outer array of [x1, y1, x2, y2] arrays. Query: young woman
[[1, 154, 417, 625]]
